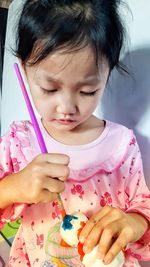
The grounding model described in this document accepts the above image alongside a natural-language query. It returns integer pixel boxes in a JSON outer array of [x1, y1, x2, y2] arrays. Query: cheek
[[86, 93, 103, 114], [80, 97, 100, 115], [32, 97, 54, 117], [94, 90, 104, 107]]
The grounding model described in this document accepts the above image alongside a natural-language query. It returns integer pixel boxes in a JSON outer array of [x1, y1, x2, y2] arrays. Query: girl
[[0, 0, 150, 266]]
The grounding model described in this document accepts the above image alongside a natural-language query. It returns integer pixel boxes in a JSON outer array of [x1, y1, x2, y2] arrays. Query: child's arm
[[80, 205, 148, 265], [0, 154, 69, 208], [79, 134, 150, 264], [0, 128, 69, 228]]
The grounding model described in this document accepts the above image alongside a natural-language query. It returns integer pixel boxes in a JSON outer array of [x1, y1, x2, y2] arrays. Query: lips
[[53, 119, 76, 125]]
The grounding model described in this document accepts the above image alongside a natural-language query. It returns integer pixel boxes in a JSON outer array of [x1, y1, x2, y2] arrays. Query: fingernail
[[83, 246, 90, 254], [104, 255, 112, 265], [97, 252, 105, 259], [79, 236, 85, 243]]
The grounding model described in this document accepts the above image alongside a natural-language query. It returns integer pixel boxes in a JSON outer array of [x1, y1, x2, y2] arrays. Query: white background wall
[[1, 1, 150, 266], [1, 0, 31, 134]]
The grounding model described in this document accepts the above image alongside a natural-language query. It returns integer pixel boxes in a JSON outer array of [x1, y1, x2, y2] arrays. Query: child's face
[[23, 46, 109, 132]]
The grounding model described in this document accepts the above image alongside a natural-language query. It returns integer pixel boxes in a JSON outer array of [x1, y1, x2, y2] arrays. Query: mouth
[[53, 119, 76, 125]]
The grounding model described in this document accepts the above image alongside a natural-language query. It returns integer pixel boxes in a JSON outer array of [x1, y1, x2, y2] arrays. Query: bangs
[[15, 0, 126, 71]]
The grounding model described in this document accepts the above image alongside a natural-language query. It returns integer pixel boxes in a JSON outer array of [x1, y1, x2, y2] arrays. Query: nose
[[56, 93, 77, 115]]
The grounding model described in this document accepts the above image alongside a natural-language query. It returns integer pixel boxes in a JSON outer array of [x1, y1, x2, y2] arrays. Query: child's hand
[[11, 153, 69, 205], [79, 205, 148, 265]]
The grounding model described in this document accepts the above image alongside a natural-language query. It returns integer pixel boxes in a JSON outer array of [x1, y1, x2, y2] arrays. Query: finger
[[103, 232, 128, 265], [97, 220, 120, 259], [99, 208, 123, 228], [38, 153, 70, 165], [83, 214, 119, 255], [39, 190, 58, 203], [42, 177, 65, 193], [89, 209, 122, 237], [42, 162, 70, 181], [79, 206, 112, 243], [83, 223, 102, 254]]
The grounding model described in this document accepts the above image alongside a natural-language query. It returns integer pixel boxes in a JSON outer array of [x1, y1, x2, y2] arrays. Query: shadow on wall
[[100, 48, 150, 191]]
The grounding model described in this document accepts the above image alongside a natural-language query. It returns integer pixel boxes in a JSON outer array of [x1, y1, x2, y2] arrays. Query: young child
[[0, 0, 150, 266]]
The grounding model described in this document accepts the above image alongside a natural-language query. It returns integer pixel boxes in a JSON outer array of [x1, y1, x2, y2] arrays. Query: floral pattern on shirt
[[0, 120, 149, 267]]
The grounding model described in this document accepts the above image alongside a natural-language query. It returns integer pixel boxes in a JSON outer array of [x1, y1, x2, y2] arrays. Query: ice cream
[[60, 212, 125, 267]]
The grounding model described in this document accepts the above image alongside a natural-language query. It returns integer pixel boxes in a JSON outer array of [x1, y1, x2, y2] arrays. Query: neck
[[41, 116, 105, 146]]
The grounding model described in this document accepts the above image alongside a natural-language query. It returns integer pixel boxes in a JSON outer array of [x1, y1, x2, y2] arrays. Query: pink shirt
[[0, 120, 150, 267]]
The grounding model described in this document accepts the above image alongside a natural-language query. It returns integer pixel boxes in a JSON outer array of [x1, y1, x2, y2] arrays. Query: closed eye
[[40, 88, 99, 96], [80, 90, 98, 96], [41, 88, 57, 94]]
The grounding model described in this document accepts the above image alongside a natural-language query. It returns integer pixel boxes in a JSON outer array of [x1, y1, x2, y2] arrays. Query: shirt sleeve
[[124, 133, 150, 261], [0, 129, 26, 229]]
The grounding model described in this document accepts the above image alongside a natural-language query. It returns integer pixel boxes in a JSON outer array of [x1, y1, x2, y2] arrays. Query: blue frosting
[[62, 215, 78, 231]]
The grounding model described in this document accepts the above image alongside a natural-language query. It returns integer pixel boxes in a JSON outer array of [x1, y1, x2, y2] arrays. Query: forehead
[[26, 46, 109, 84]]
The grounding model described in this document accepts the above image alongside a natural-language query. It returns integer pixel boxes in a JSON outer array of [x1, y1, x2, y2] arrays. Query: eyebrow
[[37, 74, 100, 85]]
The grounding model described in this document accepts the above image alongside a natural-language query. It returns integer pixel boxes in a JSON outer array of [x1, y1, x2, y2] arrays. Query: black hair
[[15, 0, 126, 71]]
